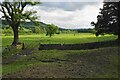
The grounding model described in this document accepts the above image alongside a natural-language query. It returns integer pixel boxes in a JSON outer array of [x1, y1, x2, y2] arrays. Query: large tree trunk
[[12, 26, 19, 46]]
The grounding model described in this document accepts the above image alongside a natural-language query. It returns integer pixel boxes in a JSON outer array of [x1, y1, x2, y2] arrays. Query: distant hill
[[23, 21, 48, 29], [1, 20, 48, 29], [1, 20, 94, 33]]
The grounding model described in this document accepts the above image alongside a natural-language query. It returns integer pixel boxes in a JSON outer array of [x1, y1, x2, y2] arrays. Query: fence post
[[22, 43, 25, 50], [39, 43, 41, 50]]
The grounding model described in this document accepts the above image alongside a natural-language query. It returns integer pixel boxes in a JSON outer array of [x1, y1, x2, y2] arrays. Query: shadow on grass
[[65, 46, 119, 78]]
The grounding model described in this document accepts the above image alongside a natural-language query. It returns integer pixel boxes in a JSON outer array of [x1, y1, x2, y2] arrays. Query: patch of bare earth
[[3, 48, 38, 64]]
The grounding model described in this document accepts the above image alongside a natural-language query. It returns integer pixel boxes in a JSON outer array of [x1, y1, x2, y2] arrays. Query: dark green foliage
[[19, 27, 32, 35], [77, 28, 95, 33], [91, 1, 120, 39], [33, 26, 45, 34], [45, 24, 58, 37]]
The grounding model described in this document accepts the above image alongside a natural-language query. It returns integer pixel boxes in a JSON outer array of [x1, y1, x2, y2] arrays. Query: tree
[[91, 1, 120, 40], [45, 24, 58, 37], [0, 0, 40, 46]]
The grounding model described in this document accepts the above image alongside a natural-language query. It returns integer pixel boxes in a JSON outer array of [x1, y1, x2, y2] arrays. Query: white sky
[[31, 2, 103, 29], [0, 1, 104, 29]]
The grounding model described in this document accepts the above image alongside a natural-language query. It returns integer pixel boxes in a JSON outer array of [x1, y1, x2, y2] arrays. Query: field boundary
[[39, 40, 120, 50]]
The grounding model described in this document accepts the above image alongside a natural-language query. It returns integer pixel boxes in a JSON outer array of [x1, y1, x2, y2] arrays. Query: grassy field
[[3, 46, 119, 78], [2, 33, 119, 78], [2, 33, 117, 57], [2, 33, 117, 48]]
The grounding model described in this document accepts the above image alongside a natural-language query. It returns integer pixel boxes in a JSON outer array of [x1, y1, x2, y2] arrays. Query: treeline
[[1, 20, 58, 36], [1, 20, 95, 36], [2, 25, 45, 35], [2, 24, 58, 36], [59, 28, 95, 34], [2, 26, 95, 36]]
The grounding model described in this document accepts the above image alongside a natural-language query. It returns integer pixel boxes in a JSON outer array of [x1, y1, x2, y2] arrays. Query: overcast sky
[[31, 2, 103, 29], [25, 1, 103, 29], [0, 0, 104, 29]]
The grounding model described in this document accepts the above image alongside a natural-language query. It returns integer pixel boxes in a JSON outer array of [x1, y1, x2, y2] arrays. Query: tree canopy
[[91, 1, 120, 40], [46, 24, 58, 37], [0, 0, 40, 45]]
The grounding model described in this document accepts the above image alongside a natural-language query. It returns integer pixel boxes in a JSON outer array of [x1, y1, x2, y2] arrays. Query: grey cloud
[[40, 2, 99, 11], [35, 2, 102, 29]]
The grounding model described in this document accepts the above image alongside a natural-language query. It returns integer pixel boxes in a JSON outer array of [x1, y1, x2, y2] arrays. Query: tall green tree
[[46, 24, 58, 37], [91, 1, 120, 40], [0, 0, 40, 45]]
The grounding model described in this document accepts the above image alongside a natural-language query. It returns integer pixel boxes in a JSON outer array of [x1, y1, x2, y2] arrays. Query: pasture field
[[2, 33, 119, 78], [2, 33, 117, 48]]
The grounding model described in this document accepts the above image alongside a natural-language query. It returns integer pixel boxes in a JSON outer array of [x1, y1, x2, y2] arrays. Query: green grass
[[3, 61, 42, 76], [2, 46, 119, 78], [2, 33, 119, 78], [2, 33, 117, 59], [2, 33, 117, 48]]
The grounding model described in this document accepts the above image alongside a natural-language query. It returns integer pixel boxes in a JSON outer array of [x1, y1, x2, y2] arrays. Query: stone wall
[[39, 40, 119, 50]]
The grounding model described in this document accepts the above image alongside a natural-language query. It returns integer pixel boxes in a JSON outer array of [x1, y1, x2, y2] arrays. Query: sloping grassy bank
[[3, 46, 119, 78]]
